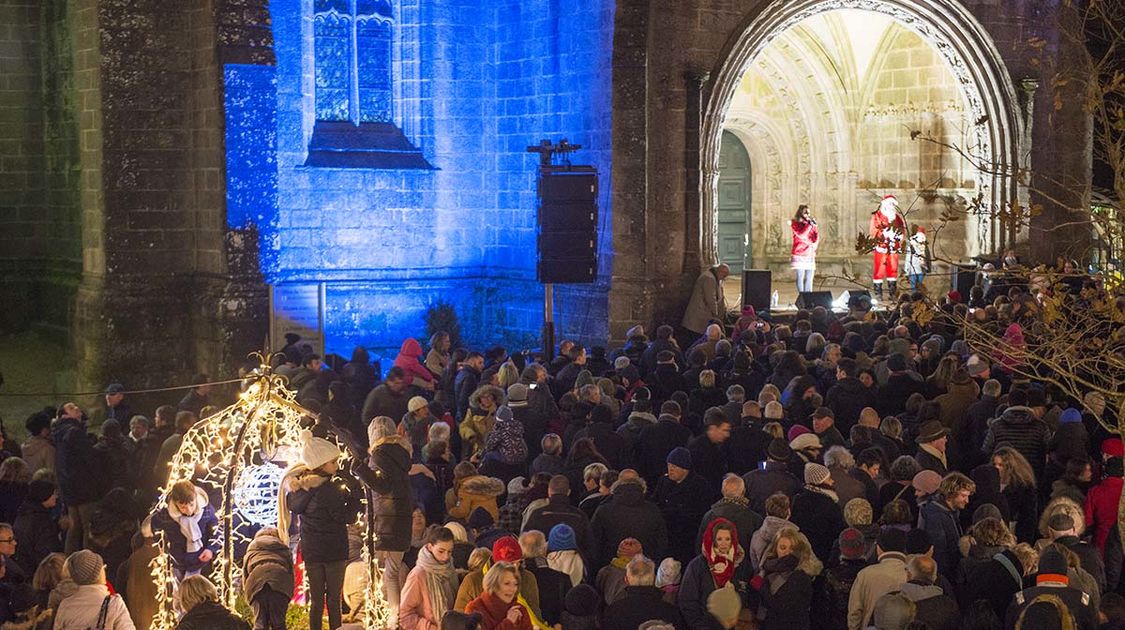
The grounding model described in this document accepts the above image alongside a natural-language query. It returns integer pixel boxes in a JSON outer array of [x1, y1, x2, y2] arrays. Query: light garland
[[147, 354, 394, 629]]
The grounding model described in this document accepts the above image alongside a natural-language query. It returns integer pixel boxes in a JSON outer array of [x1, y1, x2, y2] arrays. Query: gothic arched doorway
[[701, 0, 1024, 292]]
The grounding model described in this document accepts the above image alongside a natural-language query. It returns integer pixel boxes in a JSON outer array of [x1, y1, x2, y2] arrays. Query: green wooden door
[[718, 131, 751, 274]]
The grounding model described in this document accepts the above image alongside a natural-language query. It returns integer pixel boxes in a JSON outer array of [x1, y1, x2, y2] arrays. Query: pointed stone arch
[[700, 0, 1024, 268]]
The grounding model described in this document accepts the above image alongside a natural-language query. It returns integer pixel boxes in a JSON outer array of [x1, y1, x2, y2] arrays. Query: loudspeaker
[[742, 269, 772, 312], [796, 291, 834, 309], [538, 170, 598, 284]]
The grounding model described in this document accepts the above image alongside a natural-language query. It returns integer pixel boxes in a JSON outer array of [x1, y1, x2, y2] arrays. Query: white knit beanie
[[300, 430, 340, 470]]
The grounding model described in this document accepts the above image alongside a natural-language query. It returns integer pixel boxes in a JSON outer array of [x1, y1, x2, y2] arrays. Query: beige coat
[[846, 551, 908, 630], [53, 584, 135, 630], [681, 268, 726, 334]]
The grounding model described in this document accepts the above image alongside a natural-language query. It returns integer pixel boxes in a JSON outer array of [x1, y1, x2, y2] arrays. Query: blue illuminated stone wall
[[223, 0, 616, 364]]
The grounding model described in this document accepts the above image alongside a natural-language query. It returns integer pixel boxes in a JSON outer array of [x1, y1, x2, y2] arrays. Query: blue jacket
[[920, 499, 962, 580], [151, 493, 220, 572]]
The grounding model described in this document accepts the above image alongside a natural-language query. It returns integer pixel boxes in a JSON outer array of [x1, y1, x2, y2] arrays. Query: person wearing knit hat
[[1004, 546, 1096, 628], [51, 549, 134, 629], [560, 583, 600, 630], [491, 535, 523, 563], [766, 438, 791, 462], [467, 506, 496, 532], [614, 356, 631, 372], [547, 524, 584, 587], [790, 461, 844, 562], [656, 444, 712, 565], [787, 424, 811, 442], [912, 470, 942, 498], [666, 446, 692, 471], [354, 415, 416, 621], [966, 353, 989, 378], [790, 432, 822, 453], [837, 527, 867, 561], [743, 439, 801, 516], [594, 537, 644, 606], [914, 420, 949, 475], [789, 433, 823, 478], [506, 383, 529, 408], [276, 430, 354, 629]]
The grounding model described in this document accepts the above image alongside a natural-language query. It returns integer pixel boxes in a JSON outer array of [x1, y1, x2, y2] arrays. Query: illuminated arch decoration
[[147, 355, 391, 629], [701, 0, 1024, 265]]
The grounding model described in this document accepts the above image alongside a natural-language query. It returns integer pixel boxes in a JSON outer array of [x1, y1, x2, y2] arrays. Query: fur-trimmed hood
[[469, 385, 506, 409], [288, 470, 332, 491], [459, 474, 505, 497]]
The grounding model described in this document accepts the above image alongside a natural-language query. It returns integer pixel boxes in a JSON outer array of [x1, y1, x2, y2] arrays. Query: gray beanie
[[66, 550, 104, 585]]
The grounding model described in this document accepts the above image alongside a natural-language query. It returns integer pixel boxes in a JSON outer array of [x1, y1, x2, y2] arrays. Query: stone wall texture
[[0, 0, 1096, 390]]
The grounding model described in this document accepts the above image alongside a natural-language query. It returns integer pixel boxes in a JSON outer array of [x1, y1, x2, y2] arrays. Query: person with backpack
[[1005, 546, 1097, 629], [52, 550, 134, 630]]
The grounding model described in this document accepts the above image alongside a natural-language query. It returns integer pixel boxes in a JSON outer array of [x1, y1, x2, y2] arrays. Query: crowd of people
[[0, 264, 1122, 630]]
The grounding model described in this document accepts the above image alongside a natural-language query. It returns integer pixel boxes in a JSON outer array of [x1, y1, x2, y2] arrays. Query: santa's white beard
[[880, 207, 897, 222]]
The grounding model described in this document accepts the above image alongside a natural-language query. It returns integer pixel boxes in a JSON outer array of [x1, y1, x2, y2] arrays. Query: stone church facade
[[0, 0, 1091, 391]]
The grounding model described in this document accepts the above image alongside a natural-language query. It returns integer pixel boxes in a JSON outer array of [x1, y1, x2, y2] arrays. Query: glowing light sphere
[[232, 462, 286, 526]]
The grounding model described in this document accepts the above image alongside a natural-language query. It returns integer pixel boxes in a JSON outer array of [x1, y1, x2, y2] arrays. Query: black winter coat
[[677, 554, 724, 630], [177, 601, 250, 630], [958, 548, 1027, 620], [354, 437, 413, 552], [647, 364, 685, 402], [523, 495, 594, 559], [12, 499, 60, 575], [242, 532, 294, 603], [790, 488, 846, 564], [982, 405, 1051, 478], [361, 383, 410, 424], [742, 461, 801, 515], [634, 416, 692, 485], [759, 568, 815, 630], [286, 471, 357, 563], [573, 422, 628, 470], [824, 560, 867, 630], [825, 377, 875, 433], [52, 417, 105, 506], [604, 585, 685, 630], [727, 421, 770, 476], [590, 482, 667, 568], [654, 472, 712, 564], [877, 373, 926, 417], [687, 435, 728, 502]]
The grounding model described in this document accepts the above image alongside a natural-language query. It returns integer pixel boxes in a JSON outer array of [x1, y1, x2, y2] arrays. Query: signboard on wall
[[269, 283, 326, 357]]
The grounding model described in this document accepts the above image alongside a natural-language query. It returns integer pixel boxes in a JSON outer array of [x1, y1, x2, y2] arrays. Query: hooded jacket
[[748, 515, 797, 573], [394, 338, 436, 385], [447, 474, 505, 521], [1086, 459, 1124, 553]]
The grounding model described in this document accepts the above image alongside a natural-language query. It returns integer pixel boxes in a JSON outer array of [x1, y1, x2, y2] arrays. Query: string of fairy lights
[[146, 354, 393, 630]]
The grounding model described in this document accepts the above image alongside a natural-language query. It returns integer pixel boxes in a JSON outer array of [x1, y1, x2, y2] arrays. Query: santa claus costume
[[869, 195, 906, 298]]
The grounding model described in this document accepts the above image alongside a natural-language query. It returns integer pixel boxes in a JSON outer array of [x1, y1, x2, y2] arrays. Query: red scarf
[[702, 518, 745, 589]]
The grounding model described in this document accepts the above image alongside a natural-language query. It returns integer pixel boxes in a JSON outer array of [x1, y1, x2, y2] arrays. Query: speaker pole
[[543, 283, 555, 361]]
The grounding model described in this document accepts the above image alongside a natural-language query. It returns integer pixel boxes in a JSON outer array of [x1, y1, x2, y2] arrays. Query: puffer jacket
[[177, 600, 250, 630], [286, 470, 356, 562], [353, 435, 413, 552], [484, 415, 528, 466], [447, 474, 504, 521], [242, 532, 294, 603], [982, 405, 1051, 477]]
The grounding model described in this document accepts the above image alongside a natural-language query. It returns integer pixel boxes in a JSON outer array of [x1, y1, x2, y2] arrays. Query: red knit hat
[[1103, 438, 1124, 458], [617, 538, 643, 559], [492, 536, 522, 562]]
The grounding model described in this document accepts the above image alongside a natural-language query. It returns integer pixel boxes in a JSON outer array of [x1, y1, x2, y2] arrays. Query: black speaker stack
[[536, 168, 598, 284]]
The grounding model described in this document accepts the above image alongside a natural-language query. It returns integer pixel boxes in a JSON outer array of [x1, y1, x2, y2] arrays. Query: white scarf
[[169, 491, 206, 553]]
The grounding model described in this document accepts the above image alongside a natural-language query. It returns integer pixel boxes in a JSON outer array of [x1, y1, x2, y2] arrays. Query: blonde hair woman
[[176, 574, 249, 629], [464, 561, 531, 630], [993, 446, 1039, 543], [755, 527, 821, 630]]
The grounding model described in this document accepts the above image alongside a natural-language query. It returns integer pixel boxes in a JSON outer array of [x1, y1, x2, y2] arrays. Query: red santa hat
[[882, 194, 897, 201]]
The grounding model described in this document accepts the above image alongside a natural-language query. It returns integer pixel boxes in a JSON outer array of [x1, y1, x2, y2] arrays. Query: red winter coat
[[1086, 475, 1123, 552], [394, 338, 435, 384], [790, 220, 819, 259]]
